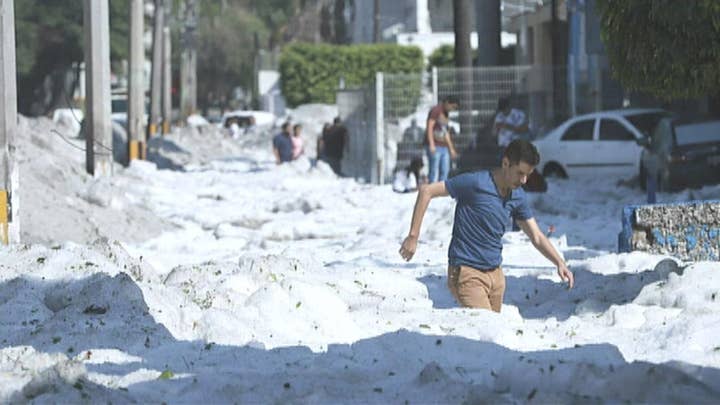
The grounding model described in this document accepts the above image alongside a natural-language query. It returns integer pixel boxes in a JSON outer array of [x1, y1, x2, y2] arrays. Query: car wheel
[[543, 162, 567, 179]]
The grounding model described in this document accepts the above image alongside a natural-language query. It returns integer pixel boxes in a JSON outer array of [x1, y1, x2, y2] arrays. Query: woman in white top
[[291, 124, 304, 159]]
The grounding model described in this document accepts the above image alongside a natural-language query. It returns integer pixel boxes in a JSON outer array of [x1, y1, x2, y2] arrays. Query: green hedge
[[427, 44, 455, 71], [279, 43, 424, 107]]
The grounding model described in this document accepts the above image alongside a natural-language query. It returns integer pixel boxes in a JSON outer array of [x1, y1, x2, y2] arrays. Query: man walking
[[399, 140, 574, 312], [322, 117, 348, 175], [425, 96, 459, 183], [272, 122, 293, 164]]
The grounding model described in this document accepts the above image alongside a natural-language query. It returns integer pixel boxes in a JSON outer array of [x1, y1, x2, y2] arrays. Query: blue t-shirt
[[273, 133, 293, 163], [444, 170, 534, 270]]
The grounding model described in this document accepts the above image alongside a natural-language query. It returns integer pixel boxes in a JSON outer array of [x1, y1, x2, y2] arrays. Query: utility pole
[[180, 0, 197, 120], [252, 31, 260, 109], [162, 21, 171, 134], [551, 0, 562, 122], [0, 0, 19, 244], [454, 0, 473, 68], [373, 0, 380, 42], [148, 0, 164, 139], [454, 0, 473, 142], [83, 0, 113, 177], [128, 0, 145, 160], [475, 0, 501, 66]]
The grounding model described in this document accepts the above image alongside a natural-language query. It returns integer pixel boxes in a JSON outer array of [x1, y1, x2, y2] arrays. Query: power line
[[59, 89, 114, 153], [50, 129, 111, 156]]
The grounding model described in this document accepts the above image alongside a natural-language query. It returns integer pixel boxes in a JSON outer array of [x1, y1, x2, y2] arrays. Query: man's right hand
[[399, 235, 418, 261], [428, 145, 436, 155]]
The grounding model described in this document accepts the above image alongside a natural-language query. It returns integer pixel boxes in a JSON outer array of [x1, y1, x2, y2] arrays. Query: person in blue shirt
[[399, 139, 574, 312], [272, 122, 293, 164]]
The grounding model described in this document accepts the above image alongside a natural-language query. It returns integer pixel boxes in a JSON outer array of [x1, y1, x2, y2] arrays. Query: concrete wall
[[619, 201, 720, 261]]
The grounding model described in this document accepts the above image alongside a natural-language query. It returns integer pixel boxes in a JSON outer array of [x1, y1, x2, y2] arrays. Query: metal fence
[[435, 65, 569, 147], [336, 86, 380, 184], [336, 65, 574, 184]]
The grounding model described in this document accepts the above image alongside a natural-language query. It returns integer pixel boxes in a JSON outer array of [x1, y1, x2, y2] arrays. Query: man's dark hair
[[282, 121, 291, 132], [503, 139, 539, 166], [442, 95, 459, 105], [333, 116, 342, 125]]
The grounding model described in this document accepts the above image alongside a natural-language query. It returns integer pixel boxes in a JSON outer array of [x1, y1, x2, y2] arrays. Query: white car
[[532, 109, 671, 179], [218, 110, 276, 136]]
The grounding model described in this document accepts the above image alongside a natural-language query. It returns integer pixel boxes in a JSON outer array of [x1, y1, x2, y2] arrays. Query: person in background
[[229, 120, 242, 139], [272, 122, 293, 164], [393, 156, 426, 193], [313, 122, 331, 168], [493, 97, 529, 158], [226, 117, 242, 139], [642, 118, 673, 204], [245, 116, 257, 135], [291, 123, 304, 160], [399, 139, 574, 312], [322, 117, 348, 175], [403, 118, 424, 143], [425, 96, 459, 183]]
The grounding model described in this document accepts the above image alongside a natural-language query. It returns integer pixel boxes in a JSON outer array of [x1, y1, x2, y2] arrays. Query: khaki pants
[[447, 265, 505, 312]]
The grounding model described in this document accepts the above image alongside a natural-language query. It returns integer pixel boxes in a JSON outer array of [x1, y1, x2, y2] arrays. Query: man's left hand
[[450, 150, 457, 160], [557, 264, 574, 289]]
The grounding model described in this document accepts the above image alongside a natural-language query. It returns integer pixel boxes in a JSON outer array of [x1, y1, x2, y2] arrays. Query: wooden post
[[162, 24, 172, 134], [454, 0, 473, 140], [373, 0, 380, 42], [83, 0, 113, 176], [128, 0, 145, 160], [180, 0, 197, 120], [475, 0, 501, 66], [148, 0, 164, 140], [0, 0, 19, 244], [375, 72, 384, 185]]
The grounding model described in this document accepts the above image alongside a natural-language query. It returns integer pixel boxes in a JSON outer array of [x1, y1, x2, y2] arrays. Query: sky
[[2, 106, 720, 403]]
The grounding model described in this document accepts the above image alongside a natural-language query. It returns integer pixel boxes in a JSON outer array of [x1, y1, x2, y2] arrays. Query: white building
[[346, 0, 541, 59]]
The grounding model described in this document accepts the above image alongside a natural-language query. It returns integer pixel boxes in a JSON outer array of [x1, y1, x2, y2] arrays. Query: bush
[[279, 43, 424, 107], [427, 44, 455, 71]]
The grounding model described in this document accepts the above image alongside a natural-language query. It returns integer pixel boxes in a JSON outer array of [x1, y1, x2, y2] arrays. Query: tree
[[454, 0, 473, 139], [14, 0, 129, 115], [196, 5, 269, 110], [596, 0, 720, 99], [334, 0, 347, 44], [247, 0, 301, 48], [428, 45, 481, 71], [428, 45, 455, 70]]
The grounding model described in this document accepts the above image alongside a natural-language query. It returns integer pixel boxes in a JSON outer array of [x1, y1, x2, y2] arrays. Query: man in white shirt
[[493, 97, 529, 149]]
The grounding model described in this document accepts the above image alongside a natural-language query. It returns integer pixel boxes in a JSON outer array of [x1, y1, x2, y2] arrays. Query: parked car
[[532, 109, 671, 179], [218, 110, 276, 137], [640, 117, 720, 191], [110, 91, 149, 127]]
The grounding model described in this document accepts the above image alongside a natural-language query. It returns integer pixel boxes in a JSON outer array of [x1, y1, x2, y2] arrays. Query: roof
[[573, 108, 668, 119]]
